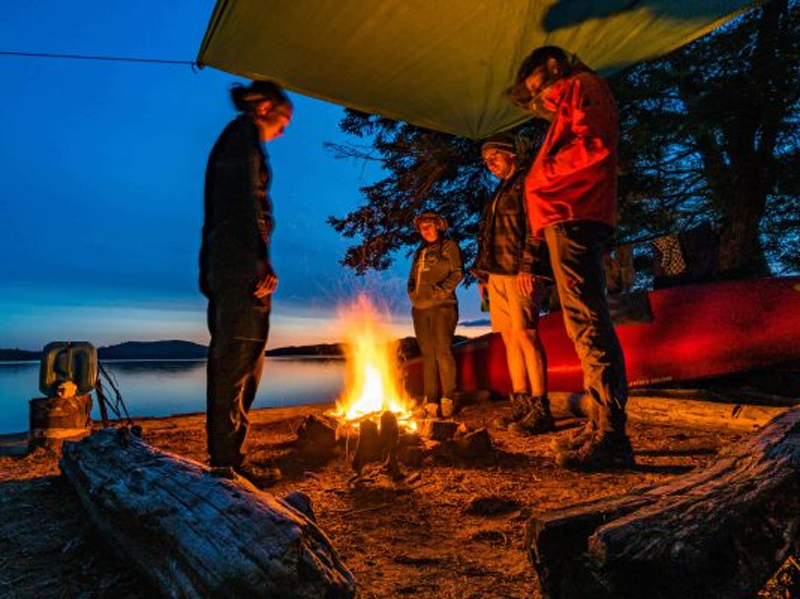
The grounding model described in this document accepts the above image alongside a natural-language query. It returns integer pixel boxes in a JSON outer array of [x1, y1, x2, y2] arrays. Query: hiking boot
[[555, 431, 635, 471], [233, 463, 282, 488], [550, 421, 596, 452], [508, 395, 555, 436], [509, 392, 532, 422]]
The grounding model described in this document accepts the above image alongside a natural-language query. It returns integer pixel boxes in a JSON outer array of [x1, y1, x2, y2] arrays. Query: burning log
[[525, 406, 800, 599], [60, 429, 355, 599], [351, 419, 381, 474], [351, 411, 403, 481]]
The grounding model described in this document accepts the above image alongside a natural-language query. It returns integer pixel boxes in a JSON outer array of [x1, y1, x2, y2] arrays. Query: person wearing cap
[[475, 133, 553, 436], [507, 46, 633, 470], [199, 80, 292, 486], [407, 211, 464, 411]]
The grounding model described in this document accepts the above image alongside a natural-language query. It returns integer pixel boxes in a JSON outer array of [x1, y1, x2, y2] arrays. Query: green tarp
[[197, 0, 760, 139]]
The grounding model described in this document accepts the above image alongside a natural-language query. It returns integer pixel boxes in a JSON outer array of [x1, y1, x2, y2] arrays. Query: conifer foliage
[[329, 0, 799, 278]]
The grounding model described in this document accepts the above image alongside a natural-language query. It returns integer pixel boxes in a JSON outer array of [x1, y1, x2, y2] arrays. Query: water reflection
[[0, 358, 345, 435]]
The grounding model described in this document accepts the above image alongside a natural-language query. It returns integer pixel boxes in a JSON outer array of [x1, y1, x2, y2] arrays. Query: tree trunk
[[59, 428, 355, 599], [526, 405, 800, 598]]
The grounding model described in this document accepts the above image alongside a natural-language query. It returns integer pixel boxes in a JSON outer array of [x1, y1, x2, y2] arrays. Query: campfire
[[328, 295, 417, 432], [294, 295, 494, 479]]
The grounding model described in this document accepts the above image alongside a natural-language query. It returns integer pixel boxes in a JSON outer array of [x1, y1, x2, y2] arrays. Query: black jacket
[[200, 116, 273, 300], [475, 168, 541, 278]]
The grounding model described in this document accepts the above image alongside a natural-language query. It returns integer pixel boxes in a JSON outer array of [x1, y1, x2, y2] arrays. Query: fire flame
[[331, 295, 416, 430]]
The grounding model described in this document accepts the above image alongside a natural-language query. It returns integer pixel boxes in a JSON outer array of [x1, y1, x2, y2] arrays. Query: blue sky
[[0, 1, 488, 350]]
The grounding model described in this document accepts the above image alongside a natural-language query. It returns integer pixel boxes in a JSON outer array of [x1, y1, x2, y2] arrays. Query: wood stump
[[60, 428, 355, 599], [526, 406, 800, 599]]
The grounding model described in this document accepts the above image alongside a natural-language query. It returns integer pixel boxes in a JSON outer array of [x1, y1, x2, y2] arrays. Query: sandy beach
[[4, 394, 798, 598]]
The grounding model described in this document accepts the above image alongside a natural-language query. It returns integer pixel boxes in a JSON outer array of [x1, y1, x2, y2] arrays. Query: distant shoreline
[[0, 336, 444, 362]]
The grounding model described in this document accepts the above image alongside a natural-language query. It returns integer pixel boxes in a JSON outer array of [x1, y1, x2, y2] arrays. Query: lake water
[[0, 358, 346, 435]]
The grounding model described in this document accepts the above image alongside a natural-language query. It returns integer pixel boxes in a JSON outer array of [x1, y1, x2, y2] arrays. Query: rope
[[0, 50, 197, 70]]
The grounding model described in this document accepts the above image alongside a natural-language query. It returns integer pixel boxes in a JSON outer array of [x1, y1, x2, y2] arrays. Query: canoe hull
[[404, 276, 800, 396]]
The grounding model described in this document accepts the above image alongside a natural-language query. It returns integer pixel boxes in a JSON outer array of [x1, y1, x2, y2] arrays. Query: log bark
[[526, 406, 800, 599], [59, 428, 355, 599], [548, 391, 789, 432]]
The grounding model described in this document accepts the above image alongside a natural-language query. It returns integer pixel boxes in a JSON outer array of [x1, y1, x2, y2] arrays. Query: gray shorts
[[487, 274, 540, 331]]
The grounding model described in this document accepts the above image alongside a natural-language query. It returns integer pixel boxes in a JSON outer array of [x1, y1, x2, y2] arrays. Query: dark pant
[[206, 292, 270, 468], [412, 304, 459, 401], [543, 222, 627, 434]]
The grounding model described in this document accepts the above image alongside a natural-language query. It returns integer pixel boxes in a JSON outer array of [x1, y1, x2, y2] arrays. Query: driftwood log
[[526, 405, 800, 599], [59, 428, 355, 599], [548, 391, 789, 431]]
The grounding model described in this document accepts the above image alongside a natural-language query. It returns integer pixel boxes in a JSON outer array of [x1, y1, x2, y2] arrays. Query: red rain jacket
[[525, 70, 619, 237]]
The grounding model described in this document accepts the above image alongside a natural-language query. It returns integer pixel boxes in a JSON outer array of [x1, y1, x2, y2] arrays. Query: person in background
[[474, 133, 553, 435], [508, 46, 633, 470], [407, 211, 464, 415], [199, 80, 292, 486]]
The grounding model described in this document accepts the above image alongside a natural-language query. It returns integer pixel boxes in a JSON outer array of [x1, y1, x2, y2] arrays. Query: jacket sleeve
[[434, 240, 464, 296], [518, 188, 537, 274], [531, 76, 617, 189], [518, 231, 539, 274], [408, 249, 419, 295]]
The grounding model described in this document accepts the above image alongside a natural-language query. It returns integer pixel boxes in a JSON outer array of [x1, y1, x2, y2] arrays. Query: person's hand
[[516, 272, 534, 297], [254, 264, 278, 298]]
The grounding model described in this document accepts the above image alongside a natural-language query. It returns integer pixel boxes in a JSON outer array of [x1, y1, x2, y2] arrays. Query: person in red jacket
[[507, 46, 633, 470]]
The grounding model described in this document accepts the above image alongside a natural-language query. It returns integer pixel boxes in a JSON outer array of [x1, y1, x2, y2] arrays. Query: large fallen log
[[59, 428, 355, 599], [526, 405, 800, 599]]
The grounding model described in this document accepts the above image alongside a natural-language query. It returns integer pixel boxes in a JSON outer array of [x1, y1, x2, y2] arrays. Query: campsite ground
[[0, 397, 797, 598]]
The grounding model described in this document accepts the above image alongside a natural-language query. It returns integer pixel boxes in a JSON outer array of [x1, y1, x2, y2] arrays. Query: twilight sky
[[0, 1, 489, 351]]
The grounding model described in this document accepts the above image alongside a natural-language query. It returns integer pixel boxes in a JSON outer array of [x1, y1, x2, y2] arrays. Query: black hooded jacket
[[199, 115, 273, 299]]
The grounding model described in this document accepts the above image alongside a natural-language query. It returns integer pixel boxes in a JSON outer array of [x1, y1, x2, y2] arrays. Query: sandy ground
[[1, 397, 798, 598]]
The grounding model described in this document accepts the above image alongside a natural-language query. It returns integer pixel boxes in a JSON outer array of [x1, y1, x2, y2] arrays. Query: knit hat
[[481, 133, 517, 155], [413, 211, 449, 232]]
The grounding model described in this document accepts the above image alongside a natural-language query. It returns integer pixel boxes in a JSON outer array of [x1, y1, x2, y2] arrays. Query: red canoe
[[404, 276, 800, 396]]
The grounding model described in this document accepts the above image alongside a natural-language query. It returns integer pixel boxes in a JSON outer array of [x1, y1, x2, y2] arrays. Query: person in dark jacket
[[508, 46, 632, 470], [199, 80, 292, 486], [407, 211, 464, 410], [475, 133, 552, 435]]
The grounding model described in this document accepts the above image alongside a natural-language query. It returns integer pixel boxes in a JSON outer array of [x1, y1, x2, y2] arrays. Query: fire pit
[[294, 296, 495, 477]]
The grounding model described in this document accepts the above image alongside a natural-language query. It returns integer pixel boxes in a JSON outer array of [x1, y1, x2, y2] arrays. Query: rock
[[465, 495, 522, 517], [295, 414, 338, 459], [456, 428, 494, 459], [282, 491, 316, 523]]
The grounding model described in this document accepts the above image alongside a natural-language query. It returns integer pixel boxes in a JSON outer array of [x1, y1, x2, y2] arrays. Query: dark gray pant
[[206, 292, 270, 468], [412, 304, 458, 401], [543, 222, 627, 434]]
